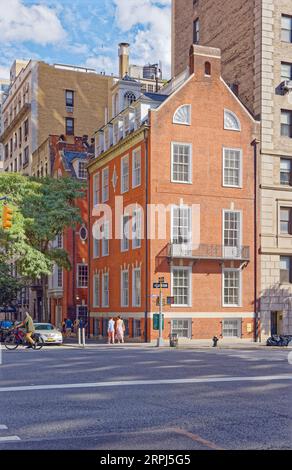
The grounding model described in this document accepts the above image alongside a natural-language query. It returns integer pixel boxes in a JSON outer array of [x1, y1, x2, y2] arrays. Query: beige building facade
[[172, 0, 292, 338]]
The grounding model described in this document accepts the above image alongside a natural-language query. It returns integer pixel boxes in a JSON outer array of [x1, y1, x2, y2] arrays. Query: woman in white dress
[[116, 316, 125, 343]]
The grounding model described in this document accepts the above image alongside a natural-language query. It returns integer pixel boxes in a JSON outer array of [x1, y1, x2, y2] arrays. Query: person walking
[[73, 318, 80, 334], [116, 316, 125, 344], [107, 317, 115, 344], [65, 318, 73, 337]]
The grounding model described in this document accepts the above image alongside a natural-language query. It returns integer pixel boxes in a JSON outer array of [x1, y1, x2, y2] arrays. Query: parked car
[[33, 323, 63, 345], [266, 334, 292, 346]]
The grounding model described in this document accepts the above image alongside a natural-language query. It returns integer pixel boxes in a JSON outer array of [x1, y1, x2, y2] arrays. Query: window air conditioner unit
[[66, 106, 74, 113], [282, 80, 292, 93]]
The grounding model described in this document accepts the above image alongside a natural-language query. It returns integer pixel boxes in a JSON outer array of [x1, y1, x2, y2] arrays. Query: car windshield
[[34, 324, 55, 331]]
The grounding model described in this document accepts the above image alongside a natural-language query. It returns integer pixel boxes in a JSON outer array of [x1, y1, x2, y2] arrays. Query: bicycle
[[4, 328, 44, 350]]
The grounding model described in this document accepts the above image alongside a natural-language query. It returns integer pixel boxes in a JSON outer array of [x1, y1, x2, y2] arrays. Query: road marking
[[169, 427, 224, 450], [0, 436, 21, 442], [0, 425, 8, 430], [0, 374, 291, 393]]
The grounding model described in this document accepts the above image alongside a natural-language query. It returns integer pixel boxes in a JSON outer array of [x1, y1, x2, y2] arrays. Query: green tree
[[0, 173, 86, 320]]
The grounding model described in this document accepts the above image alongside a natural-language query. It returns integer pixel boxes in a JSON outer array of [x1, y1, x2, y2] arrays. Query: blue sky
[[0, 0, 171, 80]]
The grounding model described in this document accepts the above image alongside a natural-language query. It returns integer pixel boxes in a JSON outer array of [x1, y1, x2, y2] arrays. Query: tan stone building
[[172, 0, 292, 338]]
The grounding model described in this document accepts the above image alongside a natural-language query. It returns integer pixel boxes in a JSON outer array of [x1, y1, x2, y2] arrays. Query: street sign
[[153, 282, 168, 289], [158, 277, 165, 283], [156, 297, 166, 306], [153, 313, 164, 330], [167, 296, 175, 305]]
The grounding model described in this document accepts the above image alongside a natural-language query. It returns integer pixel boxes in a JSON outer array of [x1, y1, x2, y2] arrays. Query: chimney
[[189, 44, 221, 78], [118, 43, 130, 78]]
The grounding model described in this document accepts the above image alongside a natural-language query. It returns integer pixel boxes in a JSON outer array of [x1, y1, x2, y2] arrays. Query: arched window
[[173, 104, 191, 125], [224, 109, 241, 131], [205, 61, 211, 76], [124, 91, 136, 107], [79, 225, 88, 242]]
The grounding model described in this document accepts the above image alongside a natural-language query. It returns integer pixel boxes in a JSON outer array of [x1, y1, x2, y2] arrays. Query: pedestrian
[[62, 319, 66, 335], [73, 318, 80, 334], [107, 317, 115, 344], [65, 318, 73, 337], [116, 316, 125, 344]]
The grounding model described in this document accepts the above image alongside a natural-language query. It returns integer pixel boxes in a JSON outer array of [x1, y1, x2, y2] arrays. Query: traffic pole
[[157, 284, 164, 347]]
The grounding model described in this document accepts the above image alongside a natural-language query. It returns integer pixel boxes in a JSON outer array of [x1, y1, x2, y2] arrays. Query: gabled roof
[[142, 92, 168, 103]]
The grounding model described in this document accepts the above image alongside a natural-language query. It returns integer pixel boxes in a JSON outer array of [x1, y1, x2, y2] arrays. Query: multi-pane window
[[102, 167, 109, 202], [224, 211, 241, 247], [121, 214, 130, 251], [223, 148, 242, 187], [23, 146, 29, 166], [93, 173, 100, 206], [93, 237, 99, 258], [102, 221, 110, 256], [281, 15, 292, 43], [132, 268, 141, 307], [193, 18, 200, 44], [280, 159, 292, 185], [121, 270, 129, 307], [57, 233, 63, 248], [78, 161, 87, 179], [171, 206, 192, 244], [222, 319, 241, 337], [280, 207, 292, 234], [102, 272, 109, 307], [65, 90, 74, 107], [132, 148, 141, 188], [65, 117, 74, 136], [19, 126, 22, 146], [121, 155, 129, 193], [77, 264, 88, 288], [171, 319, 191, 338], [280, 256, 292, 283], [132, 207, 142, 249], [172, 268, 191, 306], [93, 274, 100, 307], [24, 119, 29, 139], [281, 110, 292, 137], [171, 143, 192, 183], [133, 319, 141, 337], [223, 269, 241, 306], [57, 266, 63, 288], [281, 62, 292, 82]]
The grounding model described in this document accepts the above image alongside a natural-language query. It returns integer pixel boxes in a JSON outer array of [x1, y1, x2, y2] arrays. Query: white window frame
[[93, 172, 100, 206], [77, 264, 88, 288], [222, 268, 242, 307], [93, 273, 100, 308], [132, 147, 141, 188], [171, 266, 192, 307], [57, 266, 63, 288], [171, 204, 192, 245], [132, 207, 142, 249], [102, 167, 109, 202], [121, 269, 129, 307], [173, 104, 191, 126], [132, 267, 141, 307], [121, 214, 130, 252], [222, 209, 242, 250], [224, 109, 241, 132], [102, 221, 110, 257], [102, 272, 109, 308], [78, 161, 87, 179], [121, 154, 129, 193], [222, 147, 242, 188], [171, 142, 192, 184], [171, 319, 192, 339]]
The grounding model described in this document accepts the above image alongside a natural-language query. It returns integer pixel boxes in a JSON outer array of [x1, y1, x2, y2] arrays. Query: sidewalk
[[61, 337, 291, 350]]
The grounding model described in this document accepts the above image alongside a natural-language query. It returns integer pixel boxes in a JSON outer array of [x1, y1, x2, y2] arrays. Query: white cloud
[[85, 55, 117, 75], [0, 65, 10, 79], [113, 0, 171, 77], [0, 0, 66, 45]]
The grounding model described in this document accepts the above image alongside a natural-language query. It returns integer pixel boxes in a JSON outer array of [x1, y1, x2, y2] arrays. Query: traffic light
[[2, 204, 13, 229]]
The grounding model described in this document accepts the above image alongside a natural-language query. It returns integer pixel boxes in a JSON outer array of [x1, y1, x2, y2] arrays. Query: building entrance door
[[271, 311, 283, 335]]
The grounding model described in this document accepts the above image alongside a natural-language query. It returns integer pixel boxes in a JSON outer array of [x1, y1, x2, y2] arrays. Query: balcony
[[0, 103, 31, 143], [167, 243, 250, 262]]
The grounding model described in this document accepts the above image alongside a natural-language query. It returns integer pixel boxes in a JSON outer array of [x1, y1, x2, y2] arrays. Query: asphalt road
[[0, 345, 291, 450]]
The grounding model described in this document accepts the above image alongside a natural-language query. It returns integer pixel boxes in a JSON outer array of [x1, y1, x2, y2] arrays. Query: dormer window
[[78, 161, 87, 179], [224, 109, 241, 131], [173, 105, 191, 125], [124, 91, 136, 107]]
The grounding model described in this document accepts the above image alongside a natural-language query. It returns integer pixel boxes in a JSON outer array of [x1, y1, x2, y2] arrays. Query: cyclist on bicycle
[[15, 311, 35, 349]]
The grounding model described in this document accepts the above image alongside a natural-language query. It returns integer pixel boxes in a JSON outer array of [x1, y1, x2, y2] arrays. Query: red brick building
[[87, 46, 259, 342], [48, 135, 92, 328]]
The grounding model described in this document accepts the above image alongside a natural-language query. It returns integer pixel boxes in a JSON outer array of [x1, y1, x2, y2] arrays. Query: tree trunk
[[41, 274, 49, 322]]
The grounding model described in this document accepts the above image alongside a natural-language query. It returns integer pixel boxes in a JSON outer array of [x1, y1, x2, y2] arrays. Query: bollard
[[82, 328, 85, 348], [78, 327, 81, 345]]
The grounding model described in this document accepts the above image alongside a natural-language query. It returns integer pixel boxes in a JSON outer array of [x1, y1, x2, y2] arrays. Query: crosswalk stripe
[[0, 436, 21, 442]]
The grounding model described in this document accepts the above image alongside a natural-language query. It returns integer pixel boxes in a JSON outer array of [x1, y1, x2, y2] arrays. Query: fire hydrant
[[212, 336, 219, 347]]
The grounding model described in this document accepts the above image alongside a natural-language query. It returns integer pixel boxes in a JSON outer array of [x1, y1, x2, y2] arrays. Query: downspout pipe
[[87, 166, 91, 338], [252, 138, 260, 342], [144, 127, 149, 342]]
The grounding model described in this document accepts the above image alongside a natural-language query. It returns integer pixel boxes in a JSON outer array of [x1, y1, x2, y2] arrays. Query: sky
[[0, 0, 171, 80]]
